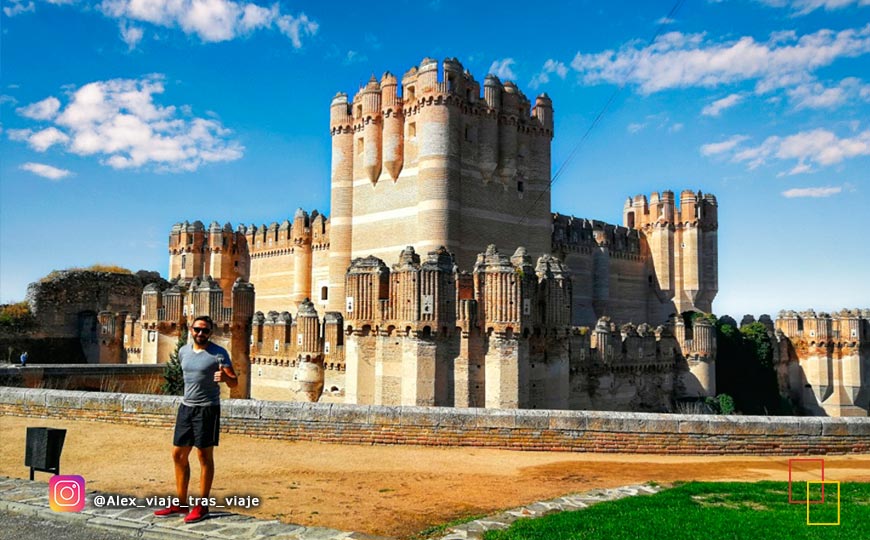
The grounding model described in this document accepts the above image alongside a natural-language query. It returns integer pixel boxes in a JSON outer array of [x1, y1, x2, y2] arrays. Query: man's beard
[[193, 333, 209, 346]]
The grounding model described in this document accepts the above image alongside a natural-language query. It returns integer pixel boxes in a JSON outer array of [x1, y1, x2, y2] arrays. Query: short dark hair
[[192, 315, 214, 330]]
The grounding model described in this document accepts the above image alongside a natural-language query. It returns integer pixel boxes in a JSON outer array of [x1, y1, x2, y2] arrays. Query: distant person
[[19, 351, 27, 367], [154, 315, 237, 524]]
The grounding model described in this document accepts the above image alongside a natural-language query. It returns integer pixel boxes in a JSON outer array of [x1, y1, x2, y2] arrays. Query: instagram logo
[[49, 475, 85, 512]]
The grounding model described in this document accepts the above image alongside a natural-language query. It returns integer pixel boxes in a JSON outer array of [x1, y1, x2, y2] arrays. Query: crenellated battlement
[[772, 307, 870, 416], [623, 190, 718, 231], [245, 209, 329, 257], [775, 308, 870, 345], [552, 214, 643, 257]]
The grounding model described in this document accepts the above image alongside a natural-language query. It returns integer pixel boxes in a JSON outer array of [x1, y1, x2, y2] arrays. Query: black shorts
[[173, 403, 221, 448]]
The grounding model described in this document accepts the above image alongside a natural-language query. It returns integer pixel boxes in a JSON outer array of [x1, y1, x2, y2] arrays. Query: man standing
[[155, 315, 237, 523], [19, 351, 27, 367]]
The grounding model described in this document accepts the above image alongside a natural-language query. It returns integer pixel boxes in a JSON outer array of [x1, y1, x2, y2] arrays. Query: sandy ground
[[2, 415, 868, 538]]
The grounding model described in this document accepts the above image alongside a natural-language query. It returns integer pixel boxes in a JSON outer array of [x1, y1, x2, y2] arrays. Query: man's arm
[[214, 364, 238, 388]]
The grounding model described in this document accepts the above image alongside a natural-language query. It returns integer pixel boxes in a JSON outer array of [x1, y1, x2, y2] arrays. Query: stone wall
[[2, 387, 867, 455], [0, 365, 165, 393], [25, 270, 167, 338]]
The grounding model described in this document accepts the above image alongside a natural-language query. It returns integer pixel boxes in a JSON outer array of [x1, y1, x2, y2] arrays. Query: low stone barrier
[[1, 387, 868, 454]]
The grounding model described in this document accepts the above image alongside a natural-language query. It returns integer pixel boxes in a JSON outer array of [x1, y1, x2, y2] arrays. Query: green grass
[[483, 482, 870, 540]]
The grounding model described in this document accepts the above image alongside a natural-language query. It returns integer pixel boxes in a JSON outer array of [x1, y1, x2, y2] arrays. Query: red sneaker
[[153, 505, 187, 517], [184, 504, 209, 523]]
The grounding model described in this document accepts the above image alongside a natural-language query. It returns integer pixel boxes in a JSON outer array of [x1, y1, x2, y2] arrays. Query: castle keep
[[122, 58, 729, 411]]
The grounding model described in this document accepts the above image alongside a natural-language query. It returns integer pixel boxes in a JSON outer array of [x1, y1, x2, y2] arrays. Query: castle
[[59, 57, 866, 416]]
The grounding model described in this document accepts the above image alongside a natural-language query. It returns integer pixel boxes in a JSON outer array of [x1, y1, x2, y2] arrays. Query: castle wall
[[249, 251, 295, 313], [775, 309, 869, 417]]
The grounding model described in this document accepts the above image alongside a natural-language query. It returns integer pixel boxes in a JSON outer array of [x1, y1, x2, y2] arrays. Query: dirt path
[[2, 415, 868, 538]]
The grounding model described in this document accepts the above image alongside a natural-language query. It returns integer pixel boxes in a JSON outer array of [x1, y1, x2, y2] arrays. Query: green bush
[[161, 326, 187, 395]]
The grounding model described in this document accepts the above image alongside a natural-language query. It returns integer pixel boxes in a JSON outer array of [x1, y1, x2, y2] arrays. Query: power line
[[515, 0, 688, 227]]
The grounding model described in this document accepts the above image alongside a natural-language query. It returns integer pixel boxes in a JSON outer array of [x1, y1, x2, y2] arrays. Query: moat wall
[[1, 387, 867, 455]]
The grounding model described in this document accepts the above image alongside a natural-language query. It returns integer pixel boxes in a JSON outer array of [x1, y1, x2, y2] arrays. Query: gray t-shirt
[[180, 342, 232, 406]]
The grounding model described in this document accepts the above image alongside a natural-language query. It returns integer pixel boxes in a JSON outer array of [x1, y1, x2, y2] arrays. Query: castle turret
[[625, 189, 718, 320], [228, 278, 255, 399], [380, 71, 404, 180], [357, 75, 383, 184], [142, 283, 162, 321], [328, 92, 354, 314], [690, 317, 716, 396], [190, 276, 223, 323], [497, 82, 520, 183], [291, 208, 312, 307]]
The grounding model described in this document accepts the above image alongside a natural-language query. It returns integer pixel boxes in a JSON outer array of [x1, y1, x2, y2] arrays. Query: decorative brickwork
[[1, 388, 867, 455]]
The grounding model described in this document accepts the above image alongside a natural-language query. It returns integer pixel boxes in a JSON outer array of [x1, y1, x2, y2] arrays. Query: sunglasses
[[191, 327, 212, 334]]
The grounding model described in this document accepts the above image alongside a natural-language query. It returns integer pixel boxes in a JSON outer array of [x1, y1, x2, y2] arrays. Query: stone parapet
[[2, 388, 868, 455]]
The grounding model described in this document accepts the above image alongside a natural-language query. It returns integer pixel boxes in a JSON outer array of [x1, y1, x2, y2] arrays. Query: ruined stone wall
[[25, 270, 164, 338], [3, 388, 868, 455]]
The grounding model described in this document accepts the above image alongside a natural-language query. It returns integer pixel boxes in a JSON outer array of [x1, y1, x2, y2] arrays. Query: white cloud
[[120, 21, 144, 49], [700, 135, 750, 156], [702, 93, 744, 116], [489, 58, 517, 81], [31, 1, 323, 46], [20, 162, 72, 180], [781, 186, 843, 198], [669, 122, 684, 133], [570, 25, 870, 95], [759, 0, 870, 16], [343, 50, 366, 65], [3, 0, 35, 17], [703, 128, 870, 172], [16, 96, 61, 120], [28, 127, 70, 151], [627, 122, 646, 134], [275, 13, 318, 48], [656, 17, 675, 25], [787, 77, 870, 109], [530, 59, 568, 89], [9, 75, 243, 172]]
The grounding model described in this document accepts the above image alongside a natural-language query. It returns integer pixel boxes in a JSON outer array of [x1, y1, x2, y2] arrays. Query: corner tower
[[623, 190, 718, 319]]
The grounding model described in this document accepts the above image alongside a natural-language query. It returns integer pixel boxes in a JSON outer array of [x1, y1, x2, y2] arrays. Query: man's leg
[[196, 446, 215, 498], [172, 446, 193, 503]]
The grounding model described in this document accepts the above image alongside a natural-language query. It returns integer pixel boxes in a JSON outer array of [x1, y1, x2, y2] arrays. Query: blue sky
[[1, 0, 868, 319]]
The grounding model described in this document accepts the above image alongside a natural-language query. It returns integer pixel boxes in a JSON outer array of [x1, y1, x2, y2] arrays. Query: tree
[[0, 302, 36, 332], [161, 326, 187, 395], [714, 319, 787, 415]]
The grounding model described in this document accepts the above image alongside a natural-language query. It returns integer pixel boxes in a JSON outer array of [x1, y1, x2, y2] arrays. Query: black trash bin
[[25, 427, 67, 480]]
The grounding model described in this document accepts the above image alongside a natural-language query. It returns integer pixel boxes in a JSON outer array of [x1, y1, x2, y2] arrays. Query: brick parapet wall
[[1, 387, 868, 455]]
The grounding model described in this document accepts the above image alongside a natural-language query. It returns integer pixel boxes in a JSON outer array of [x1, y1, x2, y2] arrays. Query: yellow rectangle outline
[[806, 481, 840, 526]]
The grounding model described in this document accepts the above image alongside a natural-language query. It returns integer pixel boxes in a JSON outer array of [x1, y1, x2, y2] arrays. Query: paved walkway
[[0, 476, 385, 539], [0, 475, 660, 540], [432, 484, 661, 540]]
